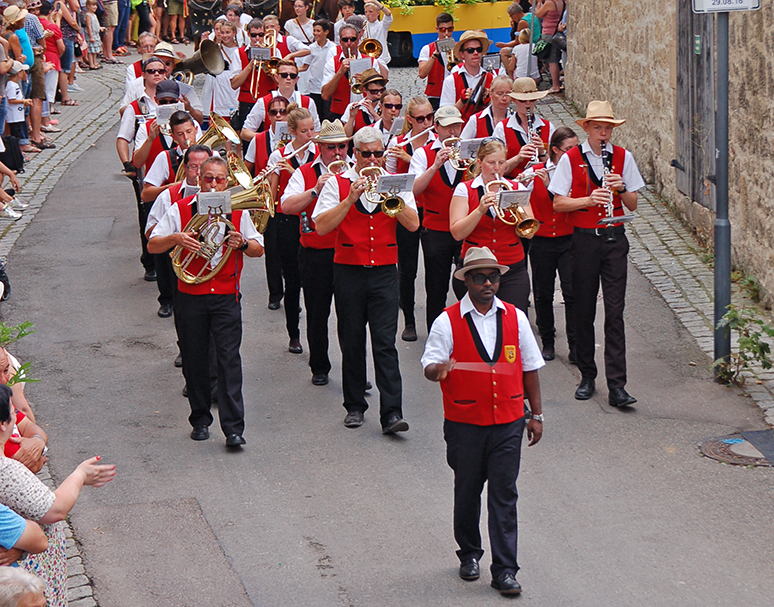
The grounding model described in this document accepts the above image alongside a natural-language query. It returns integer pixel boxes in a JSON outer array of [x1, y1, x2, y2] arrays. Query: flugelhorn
[[486, 174, 539, 238], [327, 159, 351, 175], [442, 137, 473, 172], [359, 166, 404, 218]]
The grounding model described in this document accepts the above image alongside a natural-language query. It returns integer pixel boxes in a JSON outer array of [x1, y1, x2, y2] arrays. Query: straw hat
[[508, 77, 549, 102], [3, 6, 28, 25], [575, 100, 626, 127], [314, 120, 351, 144], [453, 247, 510, 281], [359, 68, 387, 88], [142, 42, 182, 64], [453, 30, 491, 61]]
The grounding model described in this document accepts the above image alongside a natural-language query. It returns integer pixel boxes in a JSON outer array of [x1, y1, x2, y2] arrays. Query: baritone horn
[[486, 175, 539, 238], [171, 213, 236, 284], [359, 166, 404, 218]]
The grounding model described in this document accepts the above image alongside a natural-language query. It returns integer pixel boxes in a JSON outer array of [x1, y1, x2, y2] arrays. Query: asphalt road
[[4, 127, 774, 607]]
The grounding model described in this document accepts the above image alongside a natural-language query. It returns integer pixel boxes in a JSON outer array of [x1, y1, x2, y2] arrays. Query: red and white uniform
[[322, 47, 388, 116], [527, 161, 573, 238], [243, 90, 320, 133], [461, 106, 508, 140], [409, 138, 465, 223], [492, 113, 554, 178], [281, 156, 339, 250]]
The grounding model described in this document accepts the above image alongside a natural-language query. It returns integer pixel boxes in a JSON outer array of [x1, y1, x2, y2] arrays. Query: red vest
[[391, 132, 413, 175], [331, 49, 352, 115], [133, 115, 169, 173], [333, 176, 398, 266], [471, 109, 501, 138], [424, 42, 445, 98], [353, 106, 375, 132], [237, 47, 277, 104], [252, 131, 273, 173], [440, 301, 525, 425], [175, 195, 246, 296], [529, 163, 572, 238], [297, 162, 337, 249], [502, 117, 551, 178], [417, 145, 463, 232], [454, 70, 494, 120], [275, 145, 315, 214], [461, 181, 524, 265], [256, 93, 313, 132], [132, 60, 142, 79], [168, 181, 185, 203], [161, 149, 183, 186], [566, 145, 627, 229], [275, 35, 291, 57]]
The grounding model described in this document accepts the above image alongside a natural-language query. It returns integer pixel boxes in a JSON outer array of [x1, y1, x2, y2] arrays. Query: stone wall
[[565, 1, 774, 307]]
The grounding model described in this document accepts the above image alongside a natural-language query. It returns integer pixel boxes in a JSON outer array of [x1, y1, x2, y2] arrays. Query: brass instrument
[[171, 213, 236, 284], [327, 160, 351, 175], [443, 137, 474, 172], [175, 113, 242, 182], [486, 174, 539, 238], [172, 39, 226, 85], [358, 21, 383, 59], [274, 131, 292, 151], [250, 29, 280, 96], [359, 166, 405, 218]]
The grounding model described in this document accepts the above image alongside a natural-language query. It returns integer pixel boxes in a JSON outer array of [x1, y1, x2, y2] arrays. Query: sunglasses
[[340, 36, 357, 43], [202, 175, 227, 184], [462, 46, 483, 54], [357, 150, 385, 159], [412, 112, 435, 123], [278, 72, 298, 79], [366, 87, 385, 95], [438, 26, 454, 33], [268, 108, 288, 116], [325, 143, 348, 150], [382, 103, 402, 110], [157, 98, 179, 105], [145, 68, 166, 75], [469, 271, 501, 285], [249, 32, 265, 38]]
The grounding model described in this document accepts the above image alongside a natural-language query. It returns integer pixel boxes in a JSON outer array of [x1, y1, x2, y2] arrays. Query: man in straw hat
[[341, 67, 387, 137], [440, 30, 496, 120], [313, 125, 419, 433], [281, 120, 351, 387], [550, 100, 645, 407], [494, 77, 554, 178], [421, 245, 544, 596]]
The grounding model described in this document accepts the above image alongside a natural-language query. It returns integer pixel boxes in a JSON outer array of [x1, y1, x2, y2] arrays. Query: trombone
[[486, 174, 539, 238], [250, 28, 280, 98], [359, 166, 404, 218], [359, 21, 383, 59]]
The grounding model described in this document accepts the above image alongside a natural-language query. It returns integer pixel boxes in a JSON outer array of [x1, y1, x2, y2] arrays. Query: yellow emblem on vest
[[504, 345, 517, 363]]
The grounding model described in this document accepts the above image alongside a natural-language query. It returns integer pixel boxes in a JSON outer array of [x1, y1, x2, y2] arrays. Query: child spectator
[[84, 0, 103, 71], [5, 62, 31, 143]]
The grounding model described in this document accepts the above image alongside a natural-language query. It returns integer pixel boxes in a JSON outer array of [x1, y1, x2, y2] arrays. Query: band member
[[417, 12, 455, 111], [525, 126, 578, 362], [125, 32, 158, 94], [362, 1, 393, 64], [341, 68, 386, 137], [493, 78, 553, 178], [313, 126, 419, 432], [550, 101, 644, 406], [449, 139, 535, 313], [421, 245, 544, 597], [321, 23, 389, 121], [440, 30, 495, 121], [460, 75, 513, 140], [267, 104, 318, 354], [373, 88, 402, 145], [410, 105, 467, 333], [148, 155, 265, 448], [263, 14, 310, 60], [240, 60, 320, 142], [280, 120, 350, 385], [202, 20, 240, 120]]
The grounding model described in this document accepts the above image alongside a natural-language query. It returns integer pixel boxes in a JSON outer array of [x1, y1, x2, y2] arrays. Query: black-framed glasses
[[340, 36, 357, 43], [462, 46, 483, 54], [202, 175, 227, 184], [145, 68, 166, 75], [278, 72, 298, 79], [268, 108, 288, 116], [383, 103, 402, 110], [157, 98, 179, 105], [249, 32, 265, 38], [325, 143, 348, 150], [469, 271, 501, 285], [357, 150, 385, 159], [412, 112, 434, 123], [366, 87, 385, 95]]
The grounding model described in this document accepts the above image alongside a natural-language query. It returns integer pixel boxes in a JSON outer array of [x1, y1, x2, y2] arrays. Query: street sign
[[693, 0, 761, 13]]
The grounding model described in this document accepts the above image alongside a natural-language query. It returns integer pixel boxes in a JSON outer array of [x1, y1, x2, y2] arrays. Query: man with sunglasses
[[421, 245, 544, 597], [321, 23, 388, 121], [418, 12, 455, 111], [341, 68, 386, 137], [148, 155, 265, 448], [313, 126, 419, 433], [410, 105, 467, 333], [281, 120, 351, 387], [240, 60, 320, 142], [440, 30, 496, 120]]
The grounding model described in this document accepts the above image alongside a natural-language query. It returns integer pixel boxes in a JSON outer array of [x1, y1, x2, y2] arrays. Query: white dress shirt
[[244, 129, 281, 164], [117, 93, 157, 144], [134, 121, 203, 156], [281, 155, 328, 205], [145, 182, 200, 233], [409, 137, 462, 184], [385, 130, 436, 174], [267, 142, 317, 177], [440, 66, 492, 108], [301, 39, 336, 94], [122, 79, 204, 115]]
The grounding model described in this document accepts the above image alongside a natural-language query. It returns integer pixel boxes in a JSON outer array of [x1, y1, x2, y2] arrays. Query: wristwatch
[[618, 185, 628, 194], [238, 240, 249, 252], [531, 413, 544, 423], [310, 189, 319, 198]]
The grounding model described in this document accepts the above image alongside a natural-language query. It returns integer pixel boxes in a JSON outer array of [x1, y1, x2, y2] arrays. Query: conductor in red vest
[[147, 156, 265, 448], [313, 126, 419, 433], [550, 101, 645, 407], [421, 246, 544, 596]]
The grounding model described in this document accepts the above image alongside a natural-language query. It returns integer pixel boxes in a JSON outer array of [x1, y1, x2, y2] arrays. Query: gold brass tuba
[[359, 166, 404, 218], [443, 137, 474, 172], [172, 39, 226, 85], [486, 175, 539, 238]]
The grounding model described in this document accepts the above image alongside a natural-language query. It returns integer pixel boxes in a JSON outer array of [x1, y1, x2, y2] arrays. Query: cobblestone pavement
[[2, 60, 772, 606]]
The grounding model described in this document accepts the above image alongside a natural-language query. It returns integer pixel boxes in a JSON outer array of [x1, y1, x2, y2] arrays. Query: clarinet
[[600, 142, 617, 243], [526, 108, 540, 166]]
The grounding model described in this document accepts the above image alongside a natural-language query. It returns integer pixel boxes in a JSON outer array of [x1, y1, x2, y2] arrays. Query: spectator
[[2, 6, 38, 154], [19, 0, 55, 150], [101, 0, 121, 64], [535, 0, 565, 93], [0, 568, 46, 607], [113, 0, 130, 55], [56, 0, 81, 103], [0, 37, 14, 134], [333, 0, 355, 43], [34, 2, 63, 135], [83, 0, 102, 71]]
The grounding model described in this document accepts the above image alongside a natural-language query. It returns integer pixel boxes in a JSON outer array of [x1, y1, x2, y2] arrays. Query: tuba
[[174, 113, 242, 182], [173, 39, 225, 85], [359, 166, 404, 218], [442, 137, 473, 172], [486, 174, 539, 238]]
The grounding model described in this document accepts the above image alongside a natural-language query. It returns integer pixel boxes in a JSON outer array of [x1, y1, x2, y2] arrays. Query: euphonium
[[486, 174, 539, 238], [359, 166, 405, 218], [171, 213, 236, 285], [443, 137, 473, 172]]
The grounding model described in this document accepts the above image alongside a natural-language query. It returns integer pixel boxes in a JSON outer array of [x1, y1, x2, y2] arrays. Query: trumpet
[[443, 137, 474, 172], [359, 166, 404, 218], [486, 174, 539, 238]]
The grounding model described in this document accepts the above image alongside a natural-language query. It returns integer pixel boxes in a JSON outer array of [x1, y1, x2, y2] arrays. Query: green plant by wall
[[387, 0, 490, 16], [713, 305, 774, 385]]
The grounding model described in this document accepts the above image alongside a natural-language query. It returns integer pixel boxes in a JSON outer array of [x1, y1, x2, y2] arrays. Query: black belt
[[574, 226, 626, 237]]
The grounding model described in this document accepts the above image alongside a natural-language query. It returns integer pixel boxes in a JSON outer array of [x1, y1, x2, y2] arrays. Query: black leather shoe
[[490, 573, 522, 595], [190, 425, 209, 441], [401, 325, 418, 342], [459, 558, 480, 581], [144, 269, 157, 282], [574, 377, 595, 400], [225, 433, 246, 447], [382, 414, 409, 434], [609, 387, 637, 407], [288, 339, 303, 354], [312, 373, 329, 386], [174, 353, 183, 368], [344, 410, 364, 428], [542, 343, 555, 361], [158, 303, 173, 318], [268, 301, 281, 310]]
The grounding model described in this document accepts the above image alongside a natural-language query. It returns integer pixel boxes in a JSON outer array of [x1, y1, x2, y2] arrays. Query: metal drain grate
[[700, 435, 772, 467]]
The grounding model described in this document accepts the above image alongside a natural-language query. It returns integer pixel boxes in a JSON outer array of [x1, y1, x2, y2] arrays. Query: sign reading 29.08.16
[[693, 0, 761, 12]]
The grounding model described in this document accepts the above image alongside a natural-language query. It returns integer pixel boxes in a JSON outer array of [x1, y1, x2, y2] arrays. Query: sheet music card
[[349, 58, 372, 77], [482, 54, 502, 72], [460, 138, 485, 160], [156, 103, 185, 127], [197, 191, 232, 216], [388, 117, 404, 137], [436, 38, 455, 54], [498, 189, 531, 209], [273, 122, 289, 141], [250, 47, 271, 61], [376, 174, 414, 194]]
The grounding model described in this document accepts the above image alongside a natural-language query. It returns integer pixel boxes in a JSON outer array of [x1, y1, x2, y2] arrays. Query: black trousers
[[396, 207, 422, 328], [176, 292, 245, 436], [333, 263, 402, 426], [262, 214, 284, 305], [233, 101, 253, 155], [299, 246, 334, 376], [154, 250, 176, 306], [444, 418, 525, 577], [453, 259, 531, 314], [428, 96, 440, 111], [275, 213, 301, 340], [421, 228, 461, 331], [138, 196, 154, 272], [571, 230, 629, 388], [529, 234, 575, 348]]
